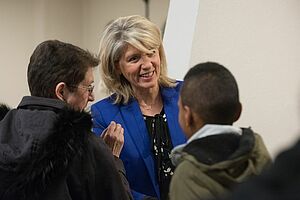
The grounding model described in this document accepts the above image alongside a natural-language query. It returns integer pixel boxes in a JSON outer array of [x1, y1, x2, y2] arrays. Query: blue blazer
[[91, 82, 187, 200]]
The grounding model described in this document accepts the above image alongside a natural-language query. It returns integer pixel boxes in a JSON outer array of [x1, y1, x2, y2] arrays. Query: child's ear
[[55, 82, 67, 101], [183, 105, 201, 138], [183, 105, 193, 128], [233, 102, 242, 122]]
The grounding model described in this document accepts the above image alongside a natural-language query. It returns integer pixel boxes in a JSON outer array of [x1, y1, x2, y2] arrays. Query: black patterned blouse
[[143, 109, 174, 200]]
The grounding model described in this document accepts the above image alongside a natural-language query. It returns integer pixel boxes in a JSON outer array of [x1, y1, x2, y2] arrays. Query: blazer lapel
[[119, 100, 160, 197], [161, 85, 186, 147]]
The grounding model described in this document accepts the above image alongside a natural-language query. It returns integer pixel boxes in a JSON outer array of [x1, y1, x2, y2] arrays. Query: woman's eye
[[128, 55, 139, 62], [147, 50, 156, 57]]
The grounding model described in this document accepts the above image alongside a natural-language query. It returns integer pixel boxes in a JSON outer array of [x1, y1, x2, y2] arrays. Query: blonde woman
[[91, 15, 186, 200]]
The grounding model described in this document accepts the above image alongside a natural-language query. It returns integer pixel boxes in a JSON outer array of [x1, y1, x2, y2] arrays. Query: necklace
[[138, 93, 162, 111], [139, 102, 154, 110]]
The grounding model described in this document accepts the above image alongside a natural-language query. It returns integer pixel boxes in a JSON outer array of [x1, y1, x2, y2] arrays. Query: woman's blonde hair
[[98, 15, 176, 104]]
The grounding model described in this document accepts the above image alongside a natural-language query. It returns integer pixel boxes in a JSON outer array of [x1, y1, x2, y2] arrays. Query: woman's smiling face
[[117, 44, 161, 92]]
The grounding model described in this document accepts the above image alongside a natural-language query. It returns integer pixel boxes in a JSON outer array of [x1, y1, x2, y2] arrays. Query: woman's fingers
[[102, 121, 124, 157]]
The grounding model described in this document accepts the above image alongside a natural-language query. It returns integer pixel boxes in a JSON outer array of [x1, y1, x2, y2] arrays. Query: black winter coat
[[0, 96, 129, 200]]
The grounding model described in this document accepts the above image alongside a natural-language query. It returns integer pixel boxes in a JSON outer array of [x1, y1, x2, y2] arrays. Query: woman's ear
[[55, 82, 66, 101], [115, 62, 122, 76]]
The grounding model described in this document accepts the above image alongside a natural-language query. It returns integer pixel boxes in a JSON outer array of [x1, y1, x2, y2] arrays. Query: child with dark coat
[[169, 62, 271, 200]]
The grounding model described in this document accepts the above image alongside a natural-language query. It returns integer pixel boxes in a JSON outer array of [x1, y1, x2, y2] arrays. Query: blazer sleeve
[[91, 103, 107, 136]]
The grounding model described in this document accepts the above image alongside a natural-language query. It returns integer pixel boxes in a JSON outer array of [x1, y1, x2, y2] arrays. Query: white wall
[[164, 0, 199, 80], [164, 0, 300, 156], [0, 0, 169, 107], [0, 0, 84, 107], [0, 1, 36, 107], [2, 0, 299, 157]]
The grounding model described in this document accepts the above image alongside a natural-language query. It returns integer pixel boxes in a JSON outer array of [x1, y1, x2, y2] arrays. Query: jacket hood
[[180, 128, 271, 186], [0, 102, 92, 199], [183, 128, 255, 165]]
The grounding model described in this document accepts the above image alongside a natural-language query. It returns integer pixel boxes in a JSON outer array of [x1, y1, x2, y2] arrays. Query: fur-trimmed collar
[[1, 106, 92, 199], [0, 103, 10, 120]]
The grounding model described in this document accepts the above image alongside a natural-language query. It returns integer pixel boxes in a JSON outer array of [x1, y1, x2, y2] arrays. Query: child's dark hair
[[181, 62, 240, 124]]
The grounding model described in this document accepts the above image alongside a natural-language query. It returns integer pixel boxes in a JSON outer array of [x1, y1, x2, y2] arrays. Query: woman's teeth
[[140, 71, 154, 77]]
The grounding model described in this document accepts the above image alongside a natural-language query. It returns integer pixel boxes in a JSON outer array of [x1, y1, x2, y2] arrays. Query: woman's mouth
[[140, 71, 154, 78]]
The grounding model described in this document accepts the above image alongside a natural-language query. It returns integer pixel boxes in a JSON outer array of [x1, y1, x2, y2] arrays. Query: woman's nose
[[141, 55, 152, 68]]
